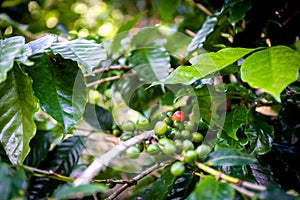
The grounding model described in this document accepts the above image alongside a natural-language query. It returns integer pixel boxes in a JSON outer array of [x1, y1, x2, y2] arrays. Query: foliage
[[0, 0, 300, 199]]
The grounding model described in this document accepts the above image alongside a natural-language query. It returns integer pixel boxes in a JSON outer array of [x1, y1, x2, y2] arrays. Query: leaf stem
[[186, 0, 213, 16]]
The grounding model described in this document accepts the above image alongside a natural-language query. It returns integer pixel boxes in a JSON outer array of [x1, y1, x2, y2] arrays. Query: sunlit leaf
[[205, 149, 257, 166], [158, 0, 180, 21], [50, 38, 107, 74], [164, 48, 256, 84], [187, 176, 235, 200], [0, 64, 38, 164], [241, 46, 300, 102], [26, 54, 87, 133], [0, 36, 25, 83]]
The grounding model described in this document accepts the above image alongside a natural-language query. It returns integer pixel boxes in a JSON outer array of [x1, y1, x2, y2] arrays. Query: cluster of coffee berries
[[116, 110, 212, 177]]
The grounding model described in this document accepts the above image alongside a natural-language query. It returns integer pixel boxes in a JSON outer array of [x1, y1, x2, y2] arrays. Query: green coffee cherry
[[120, 132, 134, 141], [112, 129, 122, 137], [162, 143, 177, 154], [182, 139, 194, 151], [136, 116, 150, 130], [146, 144, 161, 155], [183, 150, 197, 164], [196, 144, 212, 159], [163, 117, 172, 125], [154, 121, 168, 135], [192, 132, 204, 143], [185, 121, 196, 131], [158, 137, 172, 146], [167, 128, 180, 139], [121, 120, 136, 132], [125, 146, 140, 159], [174, 139, 183, 149], [180, 130, 191, 138], [170, 162, 185, 177], [158, 112, 167, 121]]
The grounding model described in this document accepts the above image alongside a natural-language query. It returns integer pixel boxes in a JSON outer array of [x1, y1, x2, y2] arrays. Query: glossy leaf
[[131, 27, 165, 49], [258, 184, 295, 200], [0, 64, 38, 164], [227, 0, 252, 26], [144, 165, 197, 200], [164, 48, 256, 84], [205, 149, 257, 166], [17, 34, 57, 65], [27, 136, 85, 199], [158, 0, 180, 21], [219, 105, 248, 140], [130, 48, 170, 82], [83, 103, 113, 131], [50, 38, 107, 74], [26, 54, 87, 133], [0, 36, 25, 83], [241, 46, 300, 102], [0, 162, 27, 199], [117, 13, 142, 34], [53, 183, 106, 199], [187, 176, 235, 200], [24, 131, 53, 167], [187, 16, 218, 52]]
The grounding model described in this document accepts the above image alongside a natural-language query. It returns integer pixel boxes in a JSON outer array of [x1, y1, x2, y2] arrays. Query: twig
[[106, 162, 170, 200], [185, 29, 196, 37], [73, 131, 155, 186], [230, 184, 255, 198], [84, 65, 131, 78], [186, 0, 213, 16], [86, 73, 136, 88]]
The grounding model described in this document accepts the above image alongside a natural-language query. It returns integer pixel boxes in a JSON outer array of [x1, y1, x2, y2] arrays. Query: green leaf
[[187, 176, 235, 200], [117, 13, 142, 34], [0, 162, 27, 199], [50, 38, 107, 74], [187, 16, 218, 52], [205, 149, 257, 166], [258, 184, 295, 200], [219, 105, 248, 140], [0, 64, 38, 164], [83, 103, 113, 131], [130, 48, 170, 82], [144, 165, 197, 200], [0, 36, 25, 83], [26, 54, 87, 133], [245, 113, 274, 155], [27, 136, 85, 199], [241, 46, 300, 102], [131, 27, 165, 49], [164, 48, 256, 84], [53, 183, 106, 199], [24, 130, 53, 167], [158, 0, 180, 21], [17, 34, 58, 65], [226, 0, 252, 26]]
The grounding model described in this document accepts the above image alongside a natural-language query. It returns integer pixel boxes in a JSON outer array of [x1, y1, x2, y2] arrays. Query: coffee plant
[[0, 0, 300, 199]]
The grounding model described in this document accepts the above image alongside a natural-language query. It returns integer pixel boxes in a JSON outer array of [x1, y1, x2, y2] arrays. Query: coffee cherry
[[180, 130, 191, 138], [135, 143, 144, 152], [167, 111, 174, 118], [183, 150, 197, 164], [154, 121, 168, 135], [174, 139, 183, 149], [146, 144, 160, 155], [185, 121, 196, 131], [136, 116, 150, 130], [173, 120, 182, 129], [121, 120, 136, 132], [112, 129, 122, 137], [170, 162, 185, 177], [120, 132, 134, 141], [167, 128, 180, 139], [192, 132, 204, 143], [196, 144, 212, 159], [198, 119, 208, 131], [171, 111, 185, 122], [182, 139, 194, 151], [158, 137, 172, 146], [125, 146, 140, 159], [163, 117, 172, 125], [162, 143, 177, 154]]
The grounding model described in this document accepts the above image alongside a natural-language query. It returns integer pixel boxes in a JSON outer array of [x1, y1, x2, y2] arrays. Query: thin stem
[[186, 0, 213, 16], [73, 131, 155, 186], [84, 65, 131, 78], [106, 162, 170, 200], [185, 29, 196, 37], [86, 73, 136, 88], [230, 184, 255, 198]]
